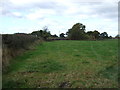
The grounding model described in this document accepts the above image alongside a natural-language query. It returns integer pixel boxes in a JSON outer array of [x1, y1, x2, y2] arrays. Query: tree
[[31, 26, 51, 40], [86, 30, 100, 40], [109, 36, 112, 39], [43, 26, 48, 32], [100, 32, 108, 39], [60, 33, 65, 38], [86, 31, 94, 40], [51, 34, 58, 37], [115, 34, 120, 39], [67, 23, 86, 40], [86, 31, 93, 36], [31, 31, 41, 37], [92, 30, 100, 39], [41, 26, 50, 40]]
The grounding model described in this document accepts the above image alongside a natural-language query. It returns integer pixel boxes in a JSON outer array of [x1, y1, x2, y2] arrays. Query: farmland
[[3, 40, 118, 88]]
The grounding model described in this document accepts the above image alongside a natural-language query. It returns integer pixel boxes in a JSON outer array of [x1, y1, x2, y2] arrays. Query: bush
[[2, 34, 41, 73], [2, 34, 38, 49]]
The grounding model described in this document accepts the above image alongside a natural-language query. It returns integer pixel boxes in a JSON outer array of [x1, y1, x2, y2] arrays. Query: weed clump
[[2, 34, 42, 72]]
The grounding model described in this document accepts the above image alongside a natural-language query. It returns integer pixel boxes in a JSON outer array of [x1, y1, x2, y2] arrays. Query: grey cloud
[[71, 2, 118, 21], [1, 0, 67, 18], [1, 0, 118, 21], [93, 3, 117, 19]]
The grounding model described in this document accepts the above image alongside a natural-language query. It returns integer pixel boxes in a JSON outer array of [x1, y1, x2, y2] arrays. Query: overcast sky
[[0, 0, 119, 36]]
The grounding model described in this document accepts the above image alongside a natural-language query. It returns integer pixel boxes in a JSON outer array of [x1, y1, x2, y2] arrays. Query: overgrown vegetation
[[2, 34, 38, 49], [2, 33, 42, 73], [31, 26, 51, 40], [3, 40, 118, 88]]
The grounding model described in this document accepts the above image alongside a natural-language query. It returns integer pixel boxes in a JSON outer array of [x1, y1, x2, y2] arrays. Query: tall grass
[[2, 34, 43, 73]]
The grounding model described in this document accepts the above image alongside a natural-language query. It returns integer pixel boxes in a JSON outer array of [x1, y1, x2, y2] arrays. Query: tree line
[[66, 23, 112, 40], [31, 23, 118, 40]]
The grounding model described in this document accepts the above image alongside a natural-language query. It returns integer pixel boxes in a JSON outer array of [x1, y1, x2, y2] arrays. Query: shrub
[[2, 33, 41, 73], [2, 34, 38, 49]]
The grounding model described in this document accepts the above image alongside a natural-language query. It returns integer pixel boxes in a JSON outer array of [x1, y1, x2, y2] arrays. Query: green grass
[[3, 40, 118, 88]]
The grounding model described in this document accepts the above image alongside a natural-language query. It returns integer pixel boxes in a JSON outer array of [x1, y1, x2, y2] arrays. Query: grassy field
[[3, 40, 118, 88]]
